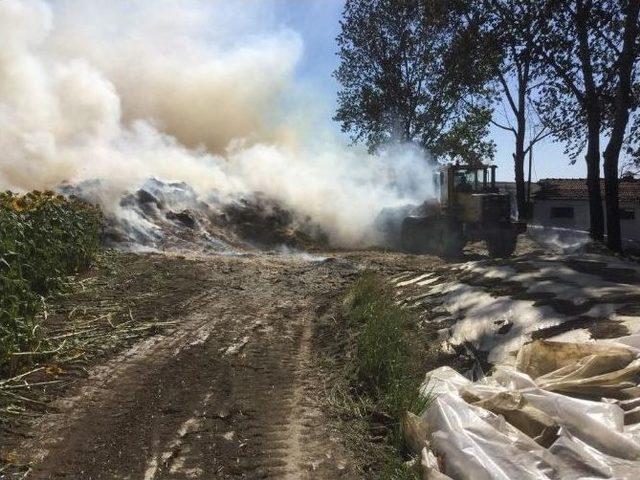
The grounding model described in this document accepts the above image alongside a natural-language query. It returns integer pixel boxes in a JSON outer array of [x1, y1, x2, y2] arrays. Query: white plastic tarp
[[412, 338, 640, 479]]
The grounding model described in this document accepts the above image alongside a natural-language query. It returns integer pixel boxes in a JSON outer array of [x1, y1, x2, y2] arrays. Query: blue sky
[[271, 0, 588, 182]]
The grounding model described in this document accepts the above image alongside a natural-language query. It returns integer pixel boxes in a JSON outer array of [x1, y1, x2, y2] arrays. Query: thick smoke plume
[[0, 0, 436, 247]]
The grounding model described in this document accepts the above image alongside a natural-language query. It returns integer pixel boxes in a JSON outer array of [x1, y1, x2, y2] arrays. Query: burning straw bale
[[60, 176, 334, 253], [221, 194, 328, 249], [65, 178, 329, 253]]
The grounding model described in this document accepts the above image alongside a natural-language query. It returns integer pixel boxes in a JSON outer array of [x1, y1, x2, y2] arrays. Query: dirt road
[[2, 248, 445, 480], [6, 253, 379, 480]]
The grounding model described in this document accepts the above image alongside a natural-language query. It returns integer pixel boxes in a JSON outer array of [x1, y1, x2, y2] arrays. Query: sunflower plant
[[0, 191, 102, 375]]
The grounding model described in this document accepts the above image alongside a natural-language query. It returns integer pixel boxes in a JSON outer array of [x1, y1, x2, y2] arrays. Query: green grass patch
[[341, 271, 430, 477], [377, 455, 422, 480], [0, 191, 102, 376]]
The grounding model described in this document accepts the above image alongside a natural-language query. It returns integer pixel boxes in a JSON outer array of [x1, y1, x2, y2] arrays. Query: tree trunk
[[576, 1, 604, 241], [514, 128, 527, 221], [585, 113, 605, 241], [602, 0, 640, 253], [603, 152, 621, 251], [514, 74, 528, 221], [514, 151, 527, 220]]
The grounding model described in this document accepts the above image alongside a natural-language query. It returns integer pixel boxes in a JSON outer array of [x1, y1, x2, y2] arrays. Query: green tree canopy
[[334, 0, 496, 162]]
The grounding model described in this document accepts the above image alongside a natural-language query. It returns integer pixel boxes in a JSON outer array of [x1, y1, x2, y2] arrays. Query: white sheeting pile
[[393, 256, 640, 366], [406, 335, 640, 479]]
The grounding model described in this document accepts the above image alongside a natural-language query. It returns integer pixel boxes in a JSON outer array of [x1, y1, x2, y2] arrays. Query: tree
[[480, 1, 554, 220], [534, 0, 640, 250], [620, 161, 640, 177], [334, 0, 495, 162], [431, 106, 496, 165], [601, 0, 640, 251], [533, 0, 611, 242]]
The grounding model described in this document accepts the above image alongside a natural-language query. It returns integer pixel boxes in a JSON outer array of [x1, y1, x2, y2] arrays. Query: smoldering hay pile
[[0, 0, 437, 252], [60, 178, 330, 252]]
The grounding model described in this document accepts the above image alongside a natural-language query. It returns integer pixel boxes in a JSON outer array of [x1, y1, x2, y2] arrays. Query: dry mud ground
[[3, 238, 640, 480], [1, 250, 442, 480]]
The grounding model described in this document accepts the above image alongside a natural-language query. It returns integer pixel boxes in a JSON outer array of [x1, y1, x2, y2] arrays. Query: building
[[495, 181, 540, 218], [532, 178, 640, 241]]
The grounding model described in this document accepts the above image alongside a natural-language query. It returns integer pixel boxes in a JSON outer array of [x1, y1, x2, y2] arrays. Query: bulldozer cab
[[401, 163, 525, 258], [440, 164, 497, 206]]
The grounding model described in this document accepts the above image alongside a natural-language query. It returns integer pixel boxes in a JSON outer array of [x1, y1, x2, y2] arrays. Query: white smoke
[[0, 0, 436, 247], [526, 225, 591, 254]]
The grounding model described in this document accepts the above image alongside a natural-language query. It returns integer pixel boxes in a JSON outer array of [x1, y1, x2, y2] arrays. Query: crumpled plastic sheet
[[516, 340, 640, 398], [408, 339, 640, 479], [421, 445, 453, 479]]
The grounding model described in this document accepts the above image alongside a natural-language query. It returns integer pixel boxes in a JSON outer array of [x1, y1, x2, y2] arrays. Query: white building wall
[[533, 200, 591, 231], [532, 200, 640, 241], [622, 205, 640, 240]]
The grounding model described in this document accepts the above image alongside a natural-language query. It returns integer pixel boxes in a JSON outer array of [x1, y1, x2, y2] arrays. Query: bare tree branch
[[498, 72, 519, 115], [490, 117, 517, 134]]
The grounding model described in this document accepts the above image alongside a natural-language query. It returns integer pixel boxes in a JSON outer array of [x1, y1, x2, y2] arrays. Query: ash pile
[[60, 179, 328, 253]]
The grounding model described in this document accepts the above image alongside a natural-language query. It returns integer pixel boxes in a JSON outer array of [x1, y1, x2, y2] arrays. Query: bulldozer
[[400, 163, 526, 258]]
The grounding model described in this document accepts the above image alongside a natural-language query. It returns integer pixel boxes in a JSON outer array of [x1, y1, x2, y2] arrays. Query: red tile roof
[[535, 178, 640, 204]]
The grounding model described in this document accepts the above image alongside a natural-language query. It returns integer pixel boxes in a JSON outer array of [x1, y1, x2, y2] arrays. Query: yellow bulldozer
[[400, 163, 526, 258]]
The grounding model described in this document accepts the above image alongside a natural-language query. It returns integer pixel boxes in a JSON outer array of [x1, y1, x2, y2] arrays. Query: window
[[620, 209, 636, 220], [453, 170, 477, 193], [550, 206, 574, 219]]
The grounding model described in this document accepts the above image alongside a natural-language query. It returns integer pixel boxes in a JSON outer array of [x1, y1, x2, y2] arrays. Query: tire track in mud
[[12, 291, 218, 471], [16, 255, 359, 480], [142, 301, 351, 478]]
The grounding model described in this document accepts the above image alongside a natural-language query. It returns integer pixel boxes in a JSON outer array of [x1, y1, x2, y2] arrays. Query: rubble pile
[[406, 337, 640, 479]]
